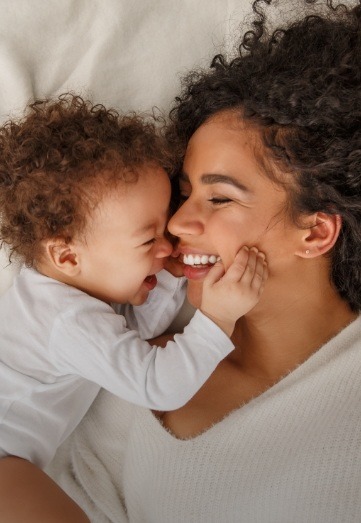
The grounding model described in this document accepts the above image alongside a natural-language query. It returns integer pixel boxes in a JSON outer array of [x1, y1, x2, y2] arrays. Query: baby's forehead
[[83, 162, 168, 200], [81, 178, 170, 247], [87, 166, 171, 216], [99, 161, 169, 186]]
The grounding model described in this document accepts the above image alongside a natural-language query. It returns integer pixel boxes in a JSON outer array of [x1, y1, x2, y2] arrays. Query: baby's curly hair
[[167, 0, 361, 312], [0, 94, 171, 266]]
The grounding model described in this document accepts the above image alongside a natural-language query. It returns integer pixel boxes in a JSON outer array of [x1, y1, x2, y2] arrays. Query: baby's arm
[[54, 247, 267, 411]]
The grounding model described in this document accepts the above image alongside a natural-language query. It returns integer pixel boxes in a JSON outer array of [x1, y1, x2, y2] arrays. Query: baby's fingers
[[203, 261, 225, 286], [225, 246, 267, 290], [221, 246, 250, 282], [251, 256, 268, 294]]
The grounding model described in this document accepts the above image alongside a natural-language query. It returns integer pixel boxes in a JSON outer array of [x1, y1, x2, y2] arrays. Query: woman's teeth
[[183, 254, 221, 266]]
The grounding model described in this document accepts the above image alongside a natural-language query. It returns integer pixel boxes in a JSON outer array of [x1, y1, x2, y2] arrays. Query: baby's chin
[[186, 280, 204, 309]]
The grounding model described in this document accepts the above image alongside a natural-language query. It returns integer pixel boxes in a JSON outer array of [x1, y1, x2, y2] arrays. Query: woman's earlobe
[[295, 212, 342, 258]]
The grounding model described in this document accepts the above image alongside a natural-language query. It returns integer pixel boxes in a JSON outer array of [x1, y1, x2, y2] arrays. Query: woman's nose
[[168, 200, 204, 237]]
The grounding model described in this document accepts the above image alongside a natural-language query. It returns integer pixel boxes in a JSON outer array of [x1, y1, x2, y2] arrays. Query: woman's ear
[[295, 212, 342, 259], [44, 238, 80, 276]]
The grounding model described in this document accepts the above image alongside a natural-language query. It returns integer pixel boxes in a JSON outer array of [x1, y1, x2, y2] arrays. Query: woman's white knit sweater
[[49, 315, 361, 523]]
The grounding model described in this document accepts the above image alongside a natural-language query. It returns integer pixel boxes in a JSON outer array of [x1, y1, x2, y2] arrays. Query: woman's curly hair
[[0, 94, 171, 266], [167, 0, 361, 312]]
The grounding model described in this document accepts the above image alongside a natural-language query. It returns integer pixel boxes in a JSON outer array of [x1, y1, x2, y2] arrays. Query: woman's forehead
[[184, 116, 263, 176], [185, 112, 296, 189], [186, 112, 259, 154]]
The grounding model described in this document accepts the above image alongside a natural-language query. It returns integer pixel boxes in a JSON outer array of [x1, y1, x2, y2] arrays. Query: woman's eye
[[208, 197, 232, 205]]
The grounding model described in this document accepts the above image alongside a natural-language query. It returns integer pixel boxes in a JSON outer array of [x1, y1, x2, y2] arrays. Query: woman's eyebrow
[[201, 174, 250, 193], [180, 171, 251, 193]]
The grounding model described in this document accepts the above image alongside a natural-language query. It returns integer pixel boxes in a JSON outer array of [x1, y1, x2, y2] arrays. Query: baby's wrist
[[200, 309, 235, 338]]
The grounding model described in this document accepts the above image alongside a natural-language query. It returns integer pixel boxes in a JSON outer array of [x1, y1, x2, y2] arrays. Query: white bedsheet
[[0, 0, 357, 294], [0, 0, 254, 294]]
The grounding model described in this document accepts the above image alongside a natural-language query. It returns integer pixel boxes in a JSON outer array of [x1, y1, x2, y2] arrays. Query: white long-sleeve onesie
[[0, 267, 233, 468]]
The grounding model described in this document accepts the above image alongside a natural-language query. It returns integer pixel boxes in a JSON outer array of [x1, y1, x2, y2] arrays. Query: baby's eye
[[208, 197, 232, 205], [143, 238, 156, 246]]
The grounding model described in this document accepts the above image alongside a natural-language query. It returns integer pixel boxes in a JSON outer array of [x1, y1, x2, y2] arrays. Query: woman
[[5, 1, 361, 521], [114, 3, 360, 521]]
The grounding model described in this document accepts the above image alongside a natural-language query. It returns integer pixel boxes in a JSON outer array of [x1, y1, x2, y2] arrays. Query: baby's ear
[[45, 238, 80, 276], [295, 212, 342, 259]]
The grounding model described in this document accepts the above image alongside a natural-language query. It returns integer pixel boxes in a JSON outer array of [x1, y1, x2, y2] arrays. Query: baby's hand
[[200, 246, 267, 337]]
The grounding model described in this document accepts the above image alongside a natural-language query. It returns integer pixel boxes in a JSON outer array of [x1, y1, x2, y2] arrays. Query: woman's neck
[[161, 266, 358, 439], [229, 279, 357, 383]]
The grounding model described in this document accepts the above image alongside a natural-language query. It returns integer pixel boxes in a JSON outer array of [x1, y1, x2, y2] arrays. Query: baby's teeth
[[187, 254, 195, 265], [201, 255, 208, 264], [209, 255, 216, 264], [216, 256, 221, 262], [194, 255, 201, 264]]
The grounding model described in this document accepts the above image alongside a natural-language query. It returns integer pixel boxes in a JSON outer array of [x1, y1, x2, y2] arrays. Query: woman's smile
[[182, 253, 221, 266], [181, 253, 220, 280], [171, 246, 222, 280]]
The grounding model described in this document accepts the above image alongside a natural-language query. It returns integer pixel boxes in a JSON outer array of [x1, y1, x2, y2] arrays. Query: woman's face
[[168, 112, 304, 308]]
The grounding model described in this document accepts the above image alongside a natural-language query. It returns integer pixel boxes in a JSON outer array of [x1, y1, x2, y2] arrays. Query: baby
[[0, 95, 267, 470]]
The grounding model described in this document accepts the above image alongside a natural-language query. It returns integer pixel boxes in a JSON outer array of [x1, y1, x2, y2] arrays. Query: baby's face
[[73, 166, 172, 305]]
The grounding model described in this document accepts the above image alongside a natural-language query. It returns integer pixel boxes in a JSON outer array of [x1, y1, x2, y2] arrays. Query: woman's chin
[[186, 279, 204, 309]]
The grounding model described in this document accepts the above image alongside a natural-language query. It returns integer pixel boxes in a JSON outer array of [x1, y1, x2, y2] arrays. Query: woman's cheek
[[208, 217, 247, 260], [217, 235, 246, 270]]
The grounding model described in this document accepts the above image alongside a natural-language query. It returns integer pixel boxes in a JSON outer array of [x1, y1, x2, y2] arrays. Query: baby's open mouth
[[182, 254, 221, 267], [144, 274, 157, 284]]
